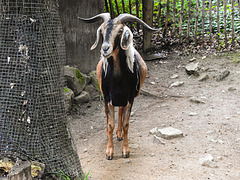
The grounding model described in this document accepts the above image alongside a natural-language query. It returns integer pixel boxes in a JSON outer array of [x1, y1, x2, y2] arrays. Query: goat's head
[[78, 13, 160, 58]]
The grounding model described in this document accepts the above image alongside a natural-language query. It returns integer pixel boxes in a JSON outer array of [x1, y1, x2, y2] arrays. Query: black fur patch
[[102, 50, 140, 107]]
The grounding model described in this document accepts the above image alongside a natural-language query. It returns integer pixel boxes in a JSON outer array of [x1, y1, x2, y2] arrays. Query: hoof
[[106, 155, 113, 160], [122, 152, 130, 158], [117, 137, 123, 141]]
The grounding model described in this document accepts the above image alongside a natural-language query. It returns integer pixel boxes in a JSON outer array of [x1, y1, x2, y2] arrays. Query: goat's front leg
[[122, 103, 132, 158], [116, 107, 124, 141], [105, 102, 115, 160]]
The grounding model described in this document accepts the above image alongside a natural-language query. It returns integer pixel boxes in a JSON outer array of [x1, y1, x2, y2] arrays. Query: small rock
[[63, 87, 74, 112], [74, 91, 90, 104], [125, 160, 131, 163], [143, 53, 166, 61], [151, 153, 155, 157], [170, 74, 179, 79], [158, 127, 183, 140], [170, 81, 184, 88], [198, 73, 209, 81], [185, 62, 200, 76], [228, 87, 236, 91], [189, 112, 198, 116], [149, 127, 158, 135], [199, 154, 218, 168], [83, 149, 87, 153], [216, 70, 230, 81], [189, 97, 205, 104], [153, 135, 166, 145]]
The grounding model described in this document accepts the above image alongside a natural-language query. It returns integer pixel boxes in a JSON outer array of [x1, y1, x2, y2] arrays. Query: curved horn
[[78, 13, 110, 23], [117, 13, 160, 33]]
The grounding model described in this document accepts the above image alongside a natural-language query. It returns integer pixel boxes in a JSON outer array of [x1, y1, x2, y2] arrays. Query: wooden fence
[[105, 0, 240, 49]]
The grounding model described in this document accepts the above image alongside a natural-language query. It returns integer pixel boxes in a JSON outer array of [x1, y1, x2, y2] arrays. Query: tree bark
[[142, 0, 154, 52], [194, 0, 199, 45]]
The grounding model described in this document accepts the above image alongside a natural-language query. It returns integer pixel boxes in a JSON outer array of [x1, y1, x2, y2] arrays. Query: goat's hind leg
[[122, 103, 132, 158], [105, 102, 115, 160], [116, 107, 124, 141]]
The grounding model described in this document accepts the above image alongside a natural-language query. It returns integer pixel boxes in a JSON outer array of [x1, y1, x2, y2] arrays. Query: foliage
[[106, 0, 240, 34]]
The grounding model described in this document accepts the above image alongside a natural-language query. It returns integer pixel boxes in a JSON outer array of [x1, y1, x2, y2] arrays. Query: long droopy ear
[[120, 26, 133, 50], [91, 26, 102, 50]]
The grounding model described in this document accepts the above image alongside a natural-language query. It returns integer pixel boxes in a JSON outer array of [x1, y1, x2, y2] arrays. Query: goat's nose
[[102, 43, 111, 53]]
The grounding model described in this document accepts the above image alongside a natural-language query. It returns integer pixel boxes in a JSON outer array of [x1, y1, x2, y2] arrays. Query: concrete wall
[[58, 0, 104, 73]]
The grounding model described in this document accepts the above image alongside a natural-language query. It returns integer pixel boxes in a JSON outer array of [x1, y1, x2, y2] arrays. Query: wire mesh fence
[[0, 0, 82, 178]]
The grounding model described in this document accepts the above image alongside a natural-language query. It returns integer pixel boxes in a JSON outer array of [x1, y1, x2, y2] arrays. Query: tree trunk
[[179, 0, 184, 43], [172, 0, 177, 36], [142, 0, 154, 52], [231, 0, 235, 47], [163, 0, 170, 37], [224, 0, 227, 48], [202, 0, 205, 43], [59, 0, 104, 73], [209, 0, 212, 47], [187, 0, 191, 43]]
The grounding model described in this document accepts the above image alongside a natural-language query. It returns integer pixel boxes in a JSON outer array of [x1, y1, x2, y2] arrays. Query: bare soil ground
[[67, 51, 240, 180]]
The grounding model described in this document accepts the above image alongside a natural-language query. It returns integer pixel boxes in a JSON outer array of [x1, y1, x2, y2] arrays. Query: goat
[[79, 13, 159, 160]]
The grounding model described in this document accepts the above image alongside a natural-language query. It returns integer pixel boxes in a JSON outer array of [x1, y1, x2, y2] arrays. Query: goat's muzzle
[[101, 42, 112, 58]]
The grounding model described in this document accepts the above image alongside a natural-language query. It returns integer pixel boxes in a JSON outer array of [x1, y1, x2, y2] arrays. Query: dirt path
[[68, 52, 240, 180]]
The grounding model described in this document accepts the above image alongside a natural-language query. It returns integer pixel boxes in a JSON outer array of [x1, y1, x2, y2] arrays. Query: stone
[[63, 87, 74, 112], [143, 53, 166, 61], [170, 81, 184, 88], [149, 127, 158, 135], [216, 70, 230, 81], [153, 135, 166, 145], [228, 87, 236, 91], [158, 127, 183, 139], [64, 66, 90, 95], [189, 97, 205, 104], [185, 62, 200, 76], [199, 154, 218, 168], [189, 112, 198, 116], [198, 73, 209, 81], [7, 160, 32, 180], [74, 91, 90, 104], [89, 71, 100, 92], [170, 74, 179, 79]]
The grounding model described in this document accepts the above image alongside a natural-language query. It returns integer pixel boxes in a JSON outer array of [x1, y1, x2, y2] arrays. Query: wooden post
[[202, 0, 205, 43], [163, 0, 170, 37], [157, 0, 162, 27], [115, 0, 120, 16], [187, 0, 191, 43], [179, 0, 184, 43], [122, 0, 125, 13], [172, 0, 177, 36], [194, 0, 199, 45], [109, 0, 115, 18], [217, 0, 220, 47], [142, 0, 154, 52], [209, 0, 212, 47], [105, 0, 109, 12], [231, 0, 235, 47], [224, 0, 227, 48]]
